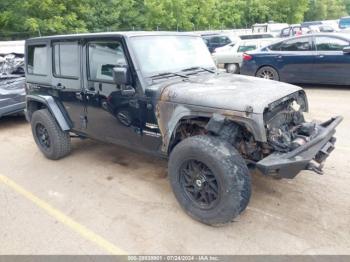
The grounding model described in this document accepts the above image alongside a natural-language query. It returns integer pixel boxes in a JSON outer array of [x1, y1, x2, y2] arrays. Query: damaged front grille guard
[[256, 116, 343, 179]]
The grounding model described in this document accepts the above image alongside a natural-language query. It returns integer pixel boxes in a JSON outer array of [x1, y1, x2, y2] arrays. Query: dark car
[[240, 34, 350, 85], [25, 32, 342, 225], [202, 34, 232, 53], [0, 54, 26, 118]]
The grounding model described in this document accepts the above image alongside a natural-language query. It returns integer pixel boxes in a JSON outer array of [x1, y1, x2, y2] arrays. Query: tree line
[[0, 0, 349, 39]]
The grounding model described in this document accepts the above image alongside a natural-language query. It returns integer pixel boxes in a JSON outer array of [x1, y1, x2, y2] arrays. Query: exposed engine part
[[265, 98, 317, 153]]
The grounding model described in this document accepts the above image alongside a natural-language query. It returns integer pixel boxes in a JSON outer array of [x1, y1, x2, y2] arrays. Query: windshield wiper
[[150, 72, 188, 79], [181, 67, 216, 73]]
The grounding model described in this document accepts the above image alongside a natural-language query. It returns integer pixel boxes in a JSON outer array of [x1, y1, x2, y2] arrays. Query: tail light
[[243, 53, 253, 61]]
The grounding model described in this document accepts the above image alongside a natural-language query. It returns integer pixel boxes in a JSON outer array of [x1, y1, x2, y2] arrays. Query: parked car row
[[201, 33, 274, 53], [240, 33, 350, 86], [212, 38, 276, 73]]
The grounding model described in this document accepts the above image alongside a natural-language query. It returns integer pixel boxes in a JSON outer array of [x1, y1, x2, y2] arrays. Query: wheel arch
[[26, 95, 72, 131], [164, 112, 265, 156], [255, 64, 280, 78]]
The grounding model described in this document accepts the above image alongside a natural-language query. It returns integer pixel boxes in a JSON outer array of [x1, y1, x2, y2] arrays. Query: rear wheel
[[226, 63, 239, 74], [256, 66, 280, 81], [31, 109, 71, 160], [169, 135, 251, 225]]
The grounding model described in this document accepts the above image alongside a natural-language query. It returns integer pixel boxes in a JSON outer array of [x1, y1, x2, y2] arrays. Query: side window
[[269, 42, 283, 51], [27, 45, 48, 75], [88, 41, 127, 82], [315, 37, 349, 51], [53, 42, 79, 78], [210, 37, 221, 45], [222, 36, 231, 45], [281, 37, 311, 51], [281, 28, 290, 37]]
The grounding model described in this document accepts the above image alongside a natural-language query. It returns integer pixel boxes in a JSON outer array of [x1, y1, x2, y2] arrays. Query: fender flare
[[158, 104, 266, 155], [26, 95, 71, 131]]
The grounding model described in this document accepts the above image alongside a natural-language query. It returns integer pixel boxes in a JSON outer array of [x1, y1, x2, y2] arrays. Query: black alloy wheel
[[36, 123, 51, 149], [179, 159, 219, 210]]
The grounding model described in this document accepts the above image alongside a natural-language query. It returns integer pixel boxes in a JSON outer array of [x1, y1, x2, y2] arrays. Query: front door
[[313, 36, 350, 85], [276, 36, 316, 84], [81, 38, 148, 149], [51, 41, 85, 132]]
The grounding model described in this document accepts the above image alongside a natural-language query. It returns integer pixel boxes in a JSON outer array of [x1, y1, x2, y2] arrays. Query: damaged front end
[[256, 92, 342, 178]]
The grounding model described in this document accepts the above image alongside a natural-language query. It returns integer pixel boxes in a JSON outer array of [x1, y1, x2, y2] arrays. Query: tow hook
[[307, 162, 324, 175]]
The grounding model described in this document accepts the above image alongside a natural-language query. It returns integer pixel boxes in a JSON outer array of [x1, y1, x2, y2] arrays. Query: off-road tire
[[31, 109, 71, 160], [169, 135, 251, 225], [256, 66, 280, 81]]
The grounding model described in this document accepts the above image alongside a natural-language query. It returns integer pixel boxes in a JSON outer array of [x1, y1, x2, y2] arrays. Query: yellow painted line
[[0, 174, 127, 255]]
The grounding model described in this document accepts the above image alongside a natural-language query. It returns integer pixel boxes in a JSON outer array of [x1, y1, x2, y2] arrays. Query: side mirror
[[343, 46, 350, 54], [112, 66, 131, 85]]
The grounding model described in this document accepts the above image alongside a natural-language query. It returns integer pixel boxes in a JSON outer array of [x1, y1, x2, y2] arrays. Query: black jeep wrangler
[[25, 32, 342, 225]]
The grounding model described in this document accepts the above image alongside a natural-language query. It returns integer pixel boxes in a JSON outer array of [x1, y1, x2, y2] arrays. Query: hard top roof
[[26, 31, 197, 43]]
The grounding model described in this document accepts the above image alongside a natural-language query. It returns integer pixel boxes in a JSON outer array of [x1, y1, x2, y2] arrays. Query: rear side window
[[315, 37, 349, 51], [27, 45, 48, 75], [88, 41, 127, 82], [238, 45, 257, 53], [281, 37, 311, 51], [53, 42, 79, 78], [210, 36, 231, 45], [269, 42, 283, 51]]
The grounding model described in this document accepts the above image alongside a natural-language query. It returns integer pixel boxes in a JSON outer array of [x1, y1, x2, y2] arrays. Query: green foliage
[[305, 0, 347, 21], [0, 0, 348, 39]]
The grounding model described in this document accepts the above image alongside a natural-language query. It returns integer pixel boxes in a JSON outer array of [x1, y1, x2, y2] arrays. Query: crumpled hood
[[160, 73, 303, 114]]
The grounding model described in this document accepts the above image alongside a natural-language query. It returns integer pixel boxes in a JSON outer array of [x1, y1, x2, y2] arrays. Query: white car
[[212, 38, 276, 74]]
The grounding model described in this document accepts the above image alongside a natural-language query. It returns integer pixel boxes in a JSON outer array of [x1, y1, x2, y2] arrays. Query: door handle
[[318, 55, 325, 59], [56, 83, 65, 90]]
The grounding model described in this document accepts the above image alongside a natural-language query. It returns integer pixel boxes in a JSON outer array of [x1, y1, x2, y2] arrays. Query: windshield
[[340, 18, 350, 28], [130, 35, 216, 76]]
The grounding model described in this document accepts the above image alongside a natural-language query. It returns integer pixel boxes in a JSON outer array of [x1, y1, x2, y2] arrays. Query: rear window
[[280, 37, 311, 51], [268, 42, 283, 51], [27, 45, 48, 75], [238, 45, 257, 53], [53, 42, 79, 78]]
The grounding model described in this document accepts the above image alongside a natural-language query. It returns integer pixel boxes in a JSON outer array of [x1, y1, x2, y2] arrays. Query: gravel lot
[[0, 86, 349, 255]]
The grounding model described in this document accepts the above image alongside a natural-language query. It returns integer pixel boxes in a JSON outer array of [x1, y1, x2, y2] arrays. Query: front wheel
[[169, 135, 251, 225], [256, 66, 280, 81]]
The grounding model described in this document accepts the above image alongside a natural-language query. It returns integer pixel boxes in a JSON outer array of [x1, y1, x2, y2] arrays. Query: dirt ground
[[0, 86, 349, 255]]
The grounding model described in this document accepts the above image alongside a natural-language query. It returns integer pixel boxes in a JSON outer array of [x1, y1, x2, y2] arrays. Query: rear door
[[313, 35, 350, 85], [51, 41, 85, 131], [275, 36, 317, 83]]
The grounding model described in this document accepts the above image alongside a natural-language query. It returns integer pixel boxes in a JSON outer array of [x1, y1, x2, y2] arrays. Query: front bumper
[[256, 116, 343, 179]]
